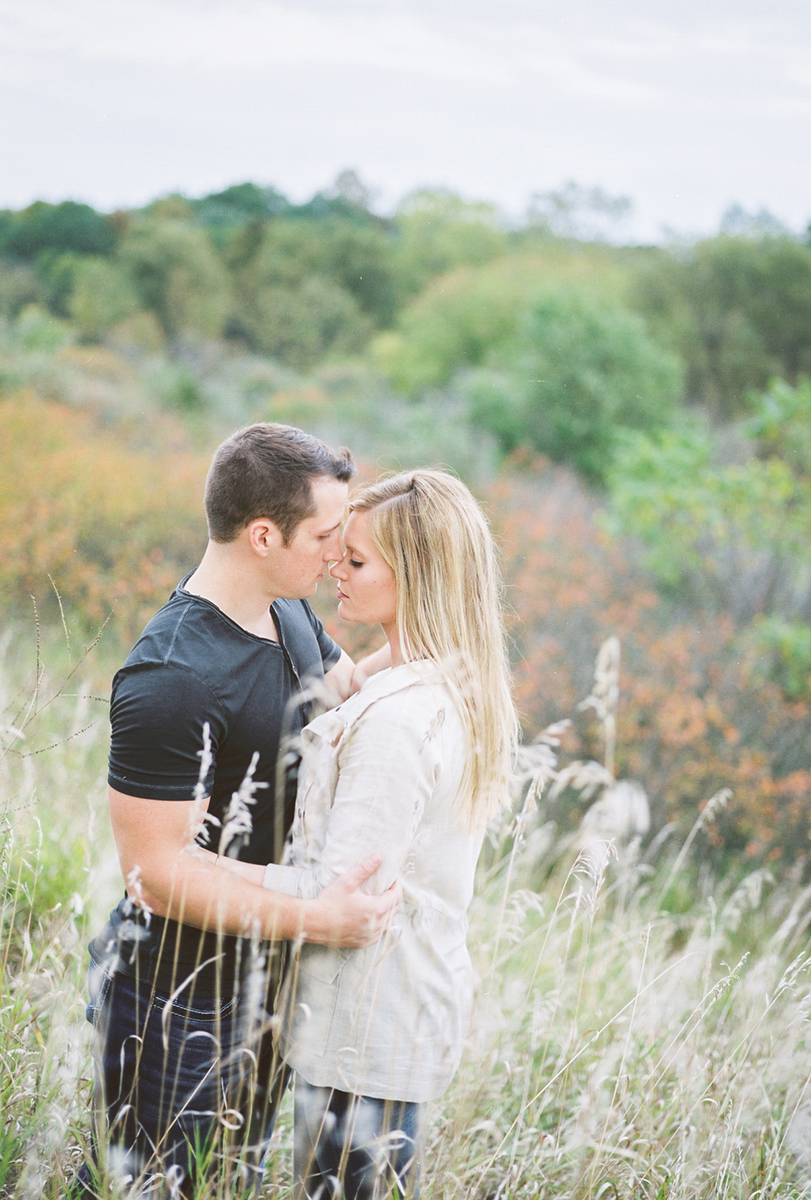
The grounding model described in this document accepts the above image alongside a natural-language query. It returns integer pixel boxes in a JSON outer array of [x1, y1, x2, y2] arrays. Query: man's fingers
[[309, 858, 401, 947], [379, 879, 402, 922], [342, 854, 383, 890]]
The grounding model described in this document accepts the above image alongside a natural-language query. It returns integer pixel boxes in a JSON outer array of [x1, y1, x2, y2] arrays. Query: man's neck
[[184, 544, 279, 640]]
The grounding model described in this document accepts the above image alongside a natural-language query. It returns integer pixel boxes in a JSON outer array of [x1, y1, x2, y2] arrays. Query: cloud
[[9, 0, 811, 123], [2, 0, 809, 111], [0, 0, 506, 80]]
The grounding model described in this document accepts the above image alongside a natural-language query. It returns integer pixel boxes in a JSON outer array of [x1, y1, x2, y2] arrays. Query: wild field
[[2, 627, 811, 1200], [2, 182, 811, 1198]]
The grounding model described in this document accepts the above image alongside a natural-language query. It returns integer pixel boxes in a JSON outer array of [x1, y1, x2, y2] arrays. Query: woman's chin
[[336, 597, 356, 622]]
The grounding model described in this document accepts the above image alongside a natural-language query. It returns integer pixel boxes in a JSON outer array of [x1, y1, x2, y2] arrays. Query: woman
[[263, 469, 516, 1198]]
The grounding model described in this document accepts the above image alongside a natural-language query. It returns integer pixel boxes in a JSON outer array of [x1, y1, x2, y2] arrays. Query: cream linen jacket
[[262, 661, 484, 1102]]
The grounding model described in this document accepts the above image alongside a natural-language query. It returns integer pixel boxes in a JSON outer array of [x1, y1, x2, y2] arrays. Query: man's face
[[269, 475, 349, 599]]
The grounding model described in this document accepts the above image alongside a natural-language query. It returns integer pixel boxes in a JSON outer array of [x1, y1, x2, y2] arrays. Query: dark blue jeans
[[294, 1077, 424, 1199], [77, 958, 288, 1198]]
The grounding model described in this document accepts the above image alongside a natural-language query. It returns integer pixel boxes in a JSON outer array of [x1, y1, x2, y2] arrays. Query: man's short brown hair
[[204, 423, 355, 544]]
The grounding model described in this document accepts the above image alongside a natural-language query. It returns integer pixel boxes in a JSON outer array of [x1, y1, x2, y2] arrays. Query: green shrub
[[752, 616, 811, 699], [475, 288, 682, 482], [605, 399, 811, 630]]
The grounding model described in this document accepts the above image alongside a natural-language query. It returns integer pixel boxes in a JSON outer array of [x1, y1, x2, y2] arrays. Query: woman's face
[[330, 510, 397, 630]]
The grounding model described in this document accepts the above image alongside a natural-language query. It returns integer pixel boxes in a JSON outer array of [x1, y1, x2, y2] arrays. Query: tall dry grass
[[1, 630, 810, 1198], [0, 623, 115, 1197]]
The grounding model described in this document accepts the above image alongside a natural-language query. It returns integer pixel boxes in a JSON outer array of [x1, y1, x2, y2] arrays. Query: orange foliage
[[0, 391, 208, 640]]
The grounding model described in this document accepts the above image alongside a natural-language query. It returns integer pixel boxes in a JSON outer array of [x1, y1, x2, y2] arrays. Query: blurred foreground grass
[[2, 632, 811, 1199]]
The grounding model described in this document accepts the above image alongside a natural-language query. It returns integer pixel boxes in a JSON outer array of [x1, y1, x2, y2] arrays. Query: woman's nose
[[329, 557, 346, 579]]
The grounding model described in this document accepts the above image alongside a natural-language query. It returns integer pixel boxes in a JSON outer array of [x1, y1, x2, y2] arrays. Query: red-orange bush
[[491, 463, 811, 864]]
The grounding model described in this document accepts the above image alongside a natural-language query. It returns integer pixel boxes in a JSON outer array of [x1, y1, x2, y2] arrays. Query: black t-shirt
[[92, 579, 341, 994]]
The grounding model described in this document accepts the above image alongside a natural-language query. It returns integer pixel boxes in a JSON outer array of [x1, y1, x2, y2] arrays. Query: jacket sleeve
[[262, 687, 445, 898]]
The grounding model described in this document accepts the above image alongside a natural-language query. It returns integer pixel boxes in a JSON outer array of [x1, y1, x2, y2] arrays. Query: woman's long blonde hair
[[349, 469, 518, 829]]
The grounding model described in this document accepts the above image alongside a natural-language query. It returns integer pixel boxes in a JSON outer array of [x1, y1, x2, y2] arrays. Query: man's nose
[[324, 532, 342, 560]]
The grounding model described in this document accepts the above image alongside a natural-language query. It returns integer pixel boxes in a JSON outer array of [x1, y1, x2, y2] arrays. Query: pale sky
[[1, 0, 810, 242]]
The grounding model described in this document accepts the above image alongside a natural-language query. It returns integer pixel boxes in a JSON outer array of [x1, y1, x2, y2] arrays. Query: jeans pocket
[[150, 988, 238, 1026], [85, 957, 114, 1027]]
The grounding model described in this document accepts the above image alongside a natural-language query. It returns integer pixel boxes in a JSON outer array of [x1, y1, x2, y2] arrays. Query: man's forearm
[[110, 789, 396, 948], [135, 845, 396, 948], [141, 847, 307, 941]]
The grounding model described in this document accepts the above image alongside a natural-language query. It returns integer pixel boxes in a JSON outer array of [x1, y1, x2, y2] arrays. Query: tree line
[[2, 173, 810, 437]]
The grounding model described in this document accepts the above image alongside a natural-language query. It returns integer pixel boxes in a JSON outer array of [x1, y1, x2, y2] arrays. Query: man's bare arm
[[108, 787, 398, 947]]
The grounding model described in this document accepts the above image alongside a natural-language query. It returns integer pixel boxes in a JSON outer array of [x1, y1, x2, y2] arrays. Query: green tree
[[390, 189, 508, 300], [118, 219, 230, 341], [242, 275, 373, 370], [744, 375, 811, 476], [191, 182, 290, 231], [0, 262, 43, 318], [606, 379, 811, 627], [0, 200, 117, 259], [372, 247, 629, 397], [525, 180, 633, 241], [631, 235, 811, 420], [372, 263, 525, 396], [67, 257, 139, 341], [230, 217, 391, 366], [473, 288, 682, 482], [244, 217, 396, 321]]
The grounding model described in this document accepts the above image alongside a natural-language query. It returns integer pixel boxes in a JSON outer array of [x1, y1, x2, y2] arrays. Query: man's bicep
[[108, 787, 209, 900]]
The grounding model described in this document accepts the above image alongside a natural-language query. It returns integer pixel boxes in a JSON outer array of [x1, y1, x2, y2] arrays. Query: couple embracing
[[77, 423, 517, 1199]]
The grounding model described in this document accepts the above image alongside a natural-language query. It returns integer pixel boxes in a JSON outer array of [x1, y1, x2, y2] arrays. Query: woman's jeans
[[76, 958, 287, 1198], [294, 1076, 424, 1199]]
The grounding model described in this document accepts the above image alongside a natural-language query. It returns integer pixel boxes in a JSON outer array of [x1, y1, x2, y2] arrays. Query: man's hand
[[301, 855, 401, 947]]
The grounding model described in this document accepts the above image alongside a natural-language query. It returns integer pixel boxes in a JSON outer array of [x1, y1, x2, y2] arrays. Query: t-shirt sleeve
[[302, 600, 341, 671], [108, 662, 224, 800]]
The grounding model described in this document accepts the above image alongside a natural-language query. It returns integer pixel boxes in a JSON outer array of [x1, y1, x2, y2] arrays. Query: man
[[77, 424, 395, 1197]]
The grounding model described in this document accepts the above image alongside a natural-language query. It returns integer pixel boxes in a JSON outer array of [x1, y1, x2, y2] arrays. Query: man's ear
[[246, 518, 283, 557]]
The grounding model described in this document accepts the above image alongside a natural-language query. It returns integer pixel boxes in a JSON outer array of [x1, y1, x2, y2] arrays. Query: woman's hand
[[350, 643, 392, 694]]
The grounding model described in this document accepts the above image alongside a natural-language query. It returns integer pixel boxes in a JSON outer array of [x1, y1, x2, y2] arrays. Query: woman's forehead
[[342, 510, 375, 548]]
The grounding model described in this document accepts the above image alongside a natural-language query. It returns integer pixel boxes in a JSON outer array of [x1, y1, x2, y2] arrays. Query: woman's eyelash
[[349, 559, 363, 568]]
